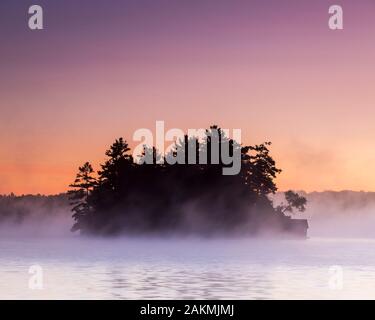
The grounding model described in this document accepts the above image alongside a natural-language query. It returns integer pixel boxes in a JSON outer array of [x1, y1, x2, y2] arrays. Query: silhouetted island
[[68, 126, 308, 237]]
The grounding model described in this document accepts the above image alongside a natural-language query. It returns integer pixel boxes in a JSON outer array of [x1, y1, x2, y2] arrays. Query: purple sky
[[1, 0, 375, 194]]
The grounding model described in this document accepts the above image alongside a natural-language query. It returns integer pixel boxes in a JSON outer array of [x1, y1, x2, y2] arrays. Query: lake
[[1, 237, 375, 299]]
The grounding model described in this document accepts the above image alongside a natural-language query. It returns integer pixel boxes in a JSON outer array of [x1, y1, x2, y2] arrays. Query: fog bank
[[2, 191, 375, 238], [275, 191, 375, 238]]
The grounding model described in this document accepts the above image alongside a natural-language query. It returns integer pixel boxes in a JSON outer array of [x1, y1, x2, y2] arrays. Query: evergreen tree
[[241, 142, 281, 196], [98, 138, 132, 193], [68, 162, 97, 232], [67, 126, 306, 236]]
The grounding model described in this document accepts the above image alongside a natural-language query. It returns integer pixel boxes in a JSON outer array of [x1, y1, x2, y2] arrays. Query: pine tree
[[98, 138, 132, 193], [68, 162, 97, 232]]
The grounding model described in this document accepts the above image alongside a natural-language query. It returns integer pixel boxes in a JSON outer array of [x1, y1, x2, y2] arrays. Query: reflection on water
[[1, 237, 375, 299]]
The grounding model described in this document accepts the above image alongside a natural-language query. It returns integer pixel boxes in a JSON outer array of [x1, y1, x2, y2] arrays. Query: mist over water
[[4, 191, 375, 238], [2, 191, 375, 299], [0, 194, 71, 238], [271, 191, 375, 238], [305, 192, 375, 238]]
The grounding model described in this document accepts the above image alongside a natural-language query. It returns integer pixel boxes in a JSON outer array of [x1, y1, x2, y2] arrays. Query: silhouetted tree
[[68, 126, 307, 236], [241, 142, 281, 196], [277, 190, 307, 215], [68, 162, 97, 232], [98, 138, 132, 191]]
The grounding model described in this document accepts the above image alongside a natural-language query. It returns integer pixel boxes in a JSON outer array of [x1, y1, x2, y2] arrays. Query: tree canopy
[[68, 126, 307, 236]]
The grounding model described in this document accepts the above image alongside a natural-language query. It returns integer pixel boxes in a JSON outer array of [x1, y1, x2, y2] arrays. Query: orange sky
[[1, 0, 375, 194]]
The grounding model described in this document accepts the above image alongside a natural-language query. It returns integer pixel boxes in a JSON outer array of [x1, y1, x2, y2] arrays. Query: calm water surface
[[1, 237, 375, 299]]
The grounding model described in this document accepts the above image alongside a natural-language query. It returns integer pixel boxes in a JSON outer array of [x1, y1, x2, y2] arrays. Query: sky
[[1, 0, 375, 194]]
